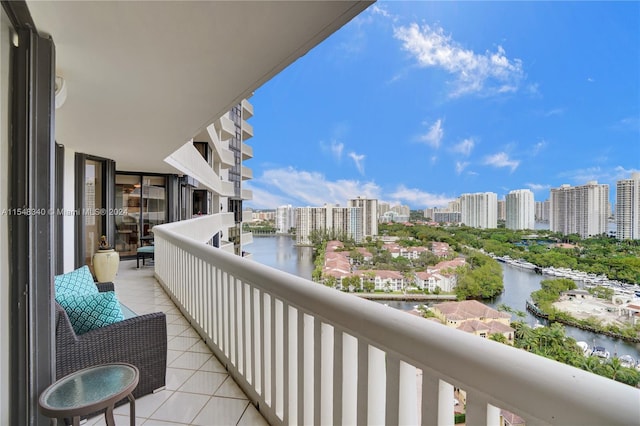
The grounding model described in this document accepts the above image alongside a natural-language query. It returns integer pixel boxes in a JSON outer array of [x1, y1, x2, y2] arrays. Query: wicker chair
[[54, 283, 167, 399]]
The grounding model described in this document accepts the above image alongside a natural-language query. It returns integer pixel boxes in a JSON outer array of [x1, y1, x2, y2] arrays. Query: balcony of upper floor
[[241, 165, 253, 181], [216, 115, 237, 141], [242, 99, 254, 120], [242, 210, 253, 223], [242, 231, 254, 246], [205, 123, 235, 168], [242, 188, 253, 201], [242, 121, 254, 141], [241, 142, 253, 161]]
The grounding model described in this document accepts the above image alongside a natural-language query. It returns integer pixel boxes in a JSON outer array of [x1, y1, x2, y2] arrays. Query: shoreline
[[354, 293, 457, 301]]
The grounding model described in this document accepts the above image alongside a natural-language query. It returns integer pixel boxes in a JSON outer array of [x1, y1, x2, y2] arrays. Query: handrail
[[153, 219, 640, 426]]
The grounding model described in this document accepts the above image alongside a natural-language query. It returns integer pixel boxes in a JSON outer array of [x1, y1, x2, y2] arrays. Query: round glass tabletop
[[39, 363, 139, 416]]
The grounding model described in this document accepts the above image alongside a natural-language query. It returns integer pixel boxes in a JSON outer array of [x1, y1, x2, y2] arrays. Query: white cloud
[[249, 167, 381, 208], [455, 161, 470, 175], [483, 152, 520, 172], [418, 119, 444, 148], [525, 183, 551, 192], [394, 23, 525, 97], [452, 138, 475, 156], [387, 185, 455, 208], [559, 166, 640, 185], [348, 152, 366, 175]]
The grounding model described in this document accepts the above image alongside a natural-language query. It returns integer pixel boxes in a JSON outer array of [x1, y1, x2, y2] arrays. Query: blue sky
[[245, 1, 639, 210]]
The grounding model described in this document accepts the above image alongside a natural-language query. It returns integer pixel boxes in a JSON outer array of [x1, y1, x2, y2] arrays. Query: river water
[[249, 235, 640, 360]]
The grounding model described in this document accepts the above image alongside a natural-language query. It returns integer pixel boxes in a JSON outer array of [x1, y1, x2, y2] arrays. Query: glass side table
[[39, 363, 139, 426]]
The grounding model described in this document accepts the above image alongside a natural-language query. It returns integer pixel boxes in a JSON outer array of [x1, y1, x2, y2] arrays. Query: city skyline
[[245, 1, 639, 210]]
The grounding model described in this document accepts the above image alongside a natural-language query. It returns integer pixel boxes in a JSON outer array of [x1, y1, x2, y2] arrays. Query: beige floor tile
[[148, 392, 210, 424], [177, 370, 227, 395], [191, 396, 249, 426], [199, 356, 227, 373], [168, 336, 200, 351], [169, 351, 212, 370], [165, 367, 195, 391], [214, 376, 248, 400], [114, 389, 174, 418]]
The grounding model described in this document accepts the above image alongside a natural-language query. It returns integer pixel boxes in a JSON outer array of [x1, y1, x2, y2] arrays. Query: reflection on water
[[249, 235, 314, 280], [249, 236, 639, 360]]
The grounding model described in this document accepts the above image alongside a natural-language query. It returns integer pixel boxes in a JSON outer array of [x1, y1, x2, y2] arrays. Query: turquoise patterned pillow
[[54, 265, 98, 298], [57, 291, 124, 335]]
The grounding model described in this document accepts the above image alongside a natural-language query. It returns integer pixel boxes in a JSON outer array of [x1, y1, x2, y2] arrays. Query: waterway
[[249, 235, 640, 360]]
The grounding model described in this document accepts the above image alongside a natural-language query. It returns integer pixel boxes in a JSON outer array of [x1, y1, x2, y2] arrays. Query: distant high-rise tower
[[497, 200, 506, 221], [616, 172, 640, 240], [550, 181, 609, 238], [348, 197, 378, 238], [505, 189, 535, 230], [295, 204, 363, 245], [460, 192, 498, 229], [535, 200, 550, 222], [276, 205, 296, 234]]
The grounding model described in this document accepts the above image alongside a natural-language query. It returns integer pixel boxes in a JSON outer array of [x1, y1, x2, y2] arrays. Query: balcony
[[241, 165, 253, 181], [242, 142, 253, 160], [151, 216, 640, 426], [242, 99, 254, 119], [242, 188, 254, 201], [242, 121, 254, 140], [242, 231, 254, 246], [216, 115, 237, 140], [207, 123, 235, 168], [83, 259, 268, 425]]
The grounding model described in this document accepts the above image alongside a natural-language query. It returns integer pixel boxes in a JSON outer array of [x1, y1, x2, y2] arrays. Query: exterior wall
[[550, 182, 609, 238], [348, 197, 378, 238], [275, 204, 295, 233], [616, 173, 640, 240], [506, 189, 535, 230], [460, 192, 498, 228]]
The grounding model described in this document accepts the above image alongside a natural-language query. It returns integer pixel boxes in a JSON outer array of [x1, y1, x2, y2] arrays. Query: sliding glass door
[[115, 173, 167, 257]]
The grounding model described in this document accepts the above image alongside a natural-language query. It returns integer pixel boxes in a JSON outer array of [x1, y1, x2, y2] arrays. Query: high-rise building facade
[[616, 172, 640, 240], [460, 192, 498, 229], [275, 205, 296, 234], [497, 200, 506, 221], [550, 181, 609, 238], [505, 189, 535, 230], [535, 200, 550, 222], [295, 204, 363, 245], [348, 197, 378, 238]]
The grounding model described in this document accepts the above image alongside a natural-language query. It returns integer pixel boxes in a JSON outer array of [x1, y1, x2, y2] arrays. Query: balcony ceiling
[[27, 1, 372, 173]]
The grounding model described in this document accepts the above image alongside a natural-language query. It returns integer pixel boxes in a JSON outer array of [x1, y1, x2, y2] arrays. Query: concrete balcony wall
[[242, 232, 253, 246], [207, 123, 235, 168], [242, 99, 254, 119], [241, 142, 253, 160], [241, 166, 253, 180], [242, 210, 253, 223], [215, 115, 236, 140], [164, 141, 235, 197], [242, 188, 253, 201], [242, 121, 253, 140], [152, 219, 640, 426]]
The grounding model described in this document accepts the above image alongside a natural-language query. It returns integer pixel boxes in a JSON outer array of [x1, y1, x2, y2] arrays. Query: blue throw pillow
[[54, 265, 98, 299], [57, 291, 124, 335]]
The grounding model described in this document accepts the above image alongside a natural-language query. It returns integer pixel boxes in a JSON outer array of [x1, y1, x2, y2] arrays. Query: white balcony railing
[[152, 217, 640, 426]]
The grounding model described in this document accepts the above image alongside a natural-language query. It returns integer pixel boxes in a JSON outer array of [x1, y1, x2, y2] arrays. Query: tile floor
[[86, 259, 269, 426]]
